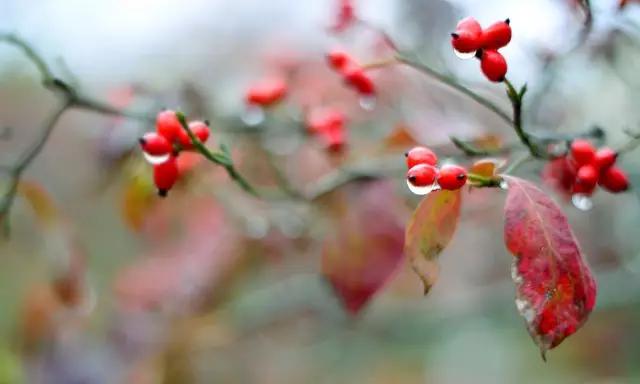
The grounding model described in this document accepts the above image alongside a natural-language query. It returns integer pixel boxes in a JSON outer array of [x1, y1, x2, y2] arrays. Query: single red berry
[[451, 17, 483, 53], [482, 19, 512, 50], [322, 127, 346, 153], [306, 108, 345, 134], [327, 49, 353, 70], [407, 164, 438, 187], [575, 164, 599, 190], [153, 155, 179, 197], [480, 50, 507, 82], [572, 179, 596, 195], [332, 0, 355, 32], [599, 166, 630, 193], [570, 139, 596, 166], [405, 146, 438, 168], [139, 132, 172, 156], [437, 164, 468, 190], [343, 66, 375, 95], [156, 110, 182, 142], [245, 78, 288, 106], [192, 121, 210, 143], [594, 147, 617, 169]]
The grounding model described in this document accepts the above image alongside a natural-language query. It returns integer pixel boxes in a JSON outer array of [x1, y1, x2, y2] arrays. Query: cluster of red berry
[[245, 77, 288, 109], [138, 110, 211, 197], [306, 107, 347, 152], [563, 139, 629, 196], [326, 49, 376, 99], [451, 17, 512, 82], [405, 146, 468, 191]]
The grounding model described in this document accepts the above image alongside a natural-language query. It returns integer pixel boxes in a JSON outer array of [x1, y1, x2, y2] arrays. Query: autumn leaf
[[322, 181, 405, 315], [404, 189, 462, 295], [503, 177, 597, 359], [470, 158, 506, 178]]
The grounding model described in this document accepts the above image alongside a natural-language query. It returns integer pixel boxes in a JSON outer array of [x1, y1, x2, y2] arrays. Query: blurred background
[[1, 0, 640, 383]]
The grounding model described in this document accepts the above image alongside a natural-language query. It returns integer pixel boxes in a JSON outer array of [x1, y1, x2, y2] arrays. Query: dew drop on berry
[[143, 152, 171, 165], [406, 179, 439, 196], [499, 179, 509, 190], [571, 193, 593, 211], [242, 104, 265, 126], [454, 49, 476, 60], [359, 95, 377, 111]]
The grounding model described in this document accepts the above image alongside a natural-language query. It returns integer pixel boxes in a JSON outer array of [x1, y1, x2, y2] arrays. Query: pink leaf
[[322, 181, 405, 315], [503, 176, 597, 359]]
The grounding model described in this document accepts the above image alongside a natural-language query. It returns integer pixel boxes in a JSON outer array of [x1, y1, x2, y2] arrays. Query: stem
[[361, 57, 398, 71], [175, 112, 258, 196], [617, 129, 640, 154], [0, 99, 72, 235], [449, 136, 504, 157], [395, 53, 513, 126]]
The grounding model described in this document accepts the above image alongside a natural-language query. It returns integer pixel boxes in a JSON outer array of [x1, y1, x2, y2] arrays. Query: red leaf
[[322, 181, 405, 315], [404, 190, 462, 294], [503, 177, 596, 359]]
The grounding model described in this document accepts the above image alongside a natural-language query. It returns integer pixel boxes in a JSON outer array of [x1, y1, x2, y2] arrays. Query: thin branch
[[175, 112, 258, 196], [618, 129, 640, 154], [0, 99, 72, 235], [394, 53, 513, 126]]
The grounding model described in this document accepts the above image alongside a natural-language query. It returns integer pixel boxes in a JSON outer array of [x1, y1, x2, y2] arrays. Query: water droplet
[[359, 95, 376, 111], [571, 194, 593, 211], [406, 180, 439, 196], [142, 152, 170, 165], [454, 49, 476, 60], [499, 180, 509, 190], [511, 262, 522, 284], [242, 104, 265, 126]]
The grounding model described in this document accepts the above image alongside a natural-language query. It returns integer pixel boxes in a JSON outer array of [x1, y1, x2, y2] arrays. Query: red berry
[[327, 49, 353, 70], [245, 78, 288, 107], [343, 66, 375, 95], [332, 0, 355, 32], [575, 164, 599, 190], [322, 127, 346, 153], [192, 121, 210, 143], [407, 164, 438, 187], [437, 164, 468, 190], [594, 147, 617, 169], [599, 166, 630, 193], [153, 156, 179, 197], [139, 132, 172, 156], [570, 139, 596, 166], [482, 19, 512, 50], [572, 180, 596, 195], [306, 108, 345, 134], [156, 110, 183, 142], [405, 146, 438, 168], [480, 50, 507, 82], [451, 17, 483, 53]]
